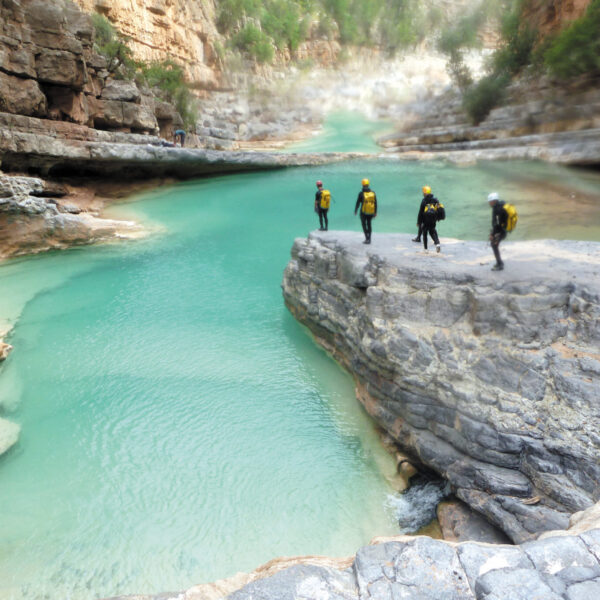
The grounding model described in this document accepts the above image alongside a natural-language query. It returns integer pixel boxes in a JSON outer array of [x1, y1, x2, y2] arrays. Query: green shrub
[[139, 60, 197, 128], [231, 23, 274, 63], [462, 73, 510, 124], [91, 13, 136, 77], [216, 0, 262, 33], [544, 0, 600, 79], [492, 10, 536, 76]]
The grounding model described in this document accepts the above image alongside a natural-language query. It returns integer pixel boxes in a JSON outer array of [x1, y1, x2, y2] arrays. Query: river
[[1, 116, 600, 600]]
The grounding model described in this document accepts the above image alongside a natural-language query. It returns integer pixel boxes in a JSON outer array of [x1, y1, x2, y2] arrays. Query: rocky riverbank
[[282, 232, 600, 544], [104, 500, 600, 600], [379, 75, 600, 166]]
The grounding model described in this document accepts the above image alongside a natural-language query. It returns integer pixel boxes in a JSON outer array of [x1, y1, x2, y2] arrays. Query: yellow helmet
[[422, 185, 431, 195], [362, 178, 370, 186]]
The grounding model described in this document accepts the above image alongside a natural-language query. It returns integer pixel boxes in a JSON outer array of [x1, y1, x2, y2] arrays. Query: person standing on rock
[[487, 192, 518, 271], [421, 192, 445, 253], [413, 185, 437, 243], [314, 180, 330, 231], [354, 178, 377, 244]]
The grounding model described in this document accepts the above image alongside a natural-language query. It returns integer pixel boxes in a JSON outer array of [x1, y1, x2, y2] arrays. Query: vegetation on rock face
[[437, 0, 537, 124], [91, 14, 197, 128], [214, 0, 444, 63], [439, 0, 600, 124], [543, 0, 600, 79], [91, 13, 136, 77]]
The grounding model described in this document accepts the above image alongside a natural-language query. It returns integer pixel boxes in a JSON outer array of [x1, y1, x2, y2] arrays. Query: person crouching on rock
[[487, 192, 517, 271], [315, 180, 331, 231], [355, 178, 377, 244], [421, 191, 445, 253], [414, 185, 436, 243]]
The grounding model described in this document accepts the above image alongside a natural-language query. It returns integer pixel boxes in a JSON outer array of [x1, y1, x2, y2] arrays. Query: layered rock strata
[[106, 502, 600, 600], [72, 0, 221, 89], [282, 232, 600, 544], [379, 76, 600, 165], [0, 173, 146, 258], [0, 111, 358, 179], [0, 0, 182, 136]]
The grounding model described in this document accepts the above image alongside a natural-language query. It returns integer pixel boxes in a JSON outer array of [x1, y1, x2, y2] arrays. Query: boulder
[[0, 418, 20, 456], [0, 71, 47, 116], [101, 80, 141, 103], [0, 44, 36, 78], [438, 499, 511, 544], [92, 99, 126, 130], [35, 50, 86, 89], [122, 102, 158, 133]]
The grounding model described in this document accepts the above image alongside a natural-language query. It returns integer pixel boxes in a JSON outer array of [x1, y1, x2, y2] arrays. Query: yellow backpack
[[320, 189, 331, 209], [362, 191, 376, 215], [504, 203, 518, 232]]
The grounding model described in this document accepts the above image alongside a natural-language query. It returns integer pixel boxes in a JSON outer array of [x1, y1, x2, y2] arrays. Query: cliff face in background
[[0, 0, 184, 136], [283, 233, 600, 544], [72, 0, 222, 89], [523, 0, 593, 38]]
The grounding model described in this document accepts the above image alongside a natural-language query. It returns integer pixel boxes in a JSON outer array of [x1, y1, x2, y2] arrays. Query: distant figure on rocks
[[420, 189, 445, 253], [487, 192, 518, 271], [413, 185, 437, 243], [354, 178, 377, 244], [314, 180, 331, 231], [174, 129, 186, 147]]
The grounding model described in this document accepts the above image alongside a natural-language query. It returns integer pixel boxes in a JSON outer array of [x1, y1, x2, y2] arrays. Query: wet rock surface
[[282, 232, 600, 543], [0, 172, 145, 258]]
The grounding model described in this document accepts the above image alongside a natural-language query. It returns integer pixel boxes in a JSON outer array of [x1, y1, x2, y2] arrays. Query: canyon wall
[[523, 0, 593, 38], [282, 232, 600, 545], [0, 0, 183, 136], [72, 0, 222, 89]]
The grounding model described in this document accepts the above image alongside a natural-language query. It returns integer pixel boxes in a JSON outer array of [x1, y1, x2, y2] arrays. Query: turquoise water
[[1, 158, 600, 600], [285, 111, 393, 153]]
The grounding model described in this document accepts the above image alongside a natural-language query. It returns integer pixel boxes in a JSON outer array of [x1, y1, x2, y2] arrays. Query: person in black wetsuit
[[413, 185, 435, 243], [488, 191, 508, 271], [421, 193, 444, 253], [354, 178, 377, 244], [314, 180, 329, 231]]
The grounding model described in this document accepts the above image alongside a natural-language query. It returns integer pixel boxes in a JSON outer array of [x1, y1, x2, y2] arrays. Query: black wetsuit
[[315, 189, 328, 230], [355, 187, 377, 243], [415, 193, 438, 242], [490, 201, 508, 267], [421, 197, 441, 250], [414, 194, 433, 242]]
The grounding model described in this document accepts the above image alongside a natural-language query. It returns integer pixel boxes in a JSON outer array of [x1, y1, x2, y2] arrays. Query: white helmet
[[487, 192, 500, 202]]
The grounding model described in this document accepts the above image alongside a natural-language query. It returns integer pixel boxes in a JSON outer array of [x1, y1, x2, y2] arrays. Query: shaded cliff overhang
[[282, 232, 600, 544]]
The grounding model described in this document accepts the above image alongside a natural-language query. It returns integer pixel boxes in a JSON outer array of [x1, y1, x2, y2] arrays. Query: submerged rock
[[0, 417, 19, 456], [282, 232, 600, 543]]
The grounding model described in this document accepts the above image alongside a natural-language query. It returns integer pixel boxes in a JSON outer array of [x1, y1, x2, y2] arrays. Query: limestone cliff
[[0, 0, 185, 136], [72, 0, 221, 89], [522, 0, 593, 38], [282, 232, 600, 544]]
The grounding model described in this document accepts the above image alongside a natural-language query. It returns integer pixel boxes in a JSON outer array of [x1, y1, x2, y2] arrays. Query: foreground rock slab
[[106, 504, 600, 600], [282, 232, 600, 543]]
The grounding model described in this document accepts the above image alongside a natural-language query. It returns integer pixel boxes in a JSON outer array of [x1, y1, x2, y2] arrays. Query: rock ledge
[[283, 232, 600, 543]]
